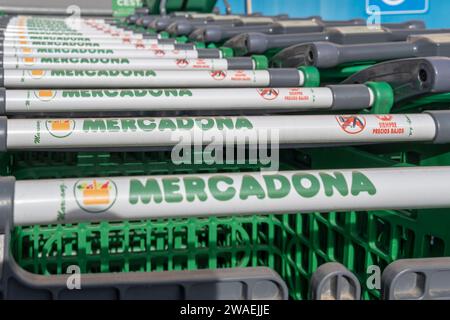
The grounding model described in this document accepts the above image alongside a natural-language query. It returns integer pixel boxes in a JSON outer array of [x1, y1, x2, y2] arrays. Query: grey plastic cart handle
[[126, 11, 149, 25], [374, 20, 426, 29], [1, 247, 288, 300], [270, 29, 450, 68], [190, 17, 364, 43], [382, 258, 450, 300], [310, 263, 361, 300], [141, 14, 163, 27], [167, 19, 246, 36], [304, 41, 415, 68], [297, 33, 450, 69], [225, 32, 328, 56], [190, 25, 275, 43], [224, 25, 440, 56], [150, 16, 188, 31], [343, 57, 450, 103]]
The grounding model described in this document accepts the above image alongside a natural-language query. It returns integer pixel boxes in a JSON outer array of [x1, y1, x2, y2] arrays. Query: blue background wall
[[216, 0, 448, 29]]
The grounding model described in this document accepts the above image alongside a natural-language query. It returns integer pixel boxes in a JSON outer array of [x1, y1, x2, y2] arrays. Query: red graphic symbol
[[257, 88, 280, 100], [154, 50, 166, 57], [135, 40, 145, 49], [210, 70, 227, 80], [176, 59, 190, 68], [336, 115, 367, 134], [376, 115, 393, 121]]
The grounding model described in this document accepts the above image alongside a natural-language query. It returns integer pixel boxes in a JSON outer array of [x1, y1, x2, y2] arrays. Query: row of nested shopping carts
[[2, 0, 450, 300]]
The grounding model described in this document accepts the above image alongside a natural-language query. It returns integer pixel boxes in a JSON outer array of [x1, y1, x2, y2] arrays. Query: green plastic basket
[[185, 0, 218, 13], [305, 146, 450, 299], [5, 146, 450, 300], [144, 0, 183, 14]]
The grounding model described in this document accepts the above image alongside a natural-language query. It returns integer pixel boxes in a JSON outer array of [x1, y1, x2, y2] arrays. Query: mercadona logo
[[22, 57, 37, 66], [45, 119, 76, 138], [336, 115, 367, 134], [34, 90, 57, 101], [74, 179, 118, 213], [27, 69, 47, 79], [257, 88, 279, 100], [20, 47, 34, 55]]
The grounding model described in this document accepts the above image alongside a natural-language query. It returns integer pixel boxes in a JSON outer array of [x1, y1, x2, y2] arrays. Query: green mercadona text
[[128, 172, 377, 204]]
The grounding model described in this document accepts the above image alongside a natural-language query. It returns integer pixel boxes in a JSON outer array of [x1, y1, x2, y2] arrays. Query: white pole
[[4, 17, 170, 49], [7, 17, 138, 37], [4, 88, 335, 113], [3, 31, 147, 41], [2, 69, 301, 88], [3, 34, 161, 45], [4, 114, 436, 149], [12, 166, 450, 226], [3, 56, 229, 71], [5, 18, 162, 45], [5, 48, 203, 60], [3, 40, 174, 50]]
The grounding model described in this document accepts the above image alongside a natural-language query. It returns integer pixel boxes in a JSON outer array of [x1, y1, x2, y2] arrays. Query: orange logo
[[52, 120, 70, 130], [34, 90, 57, 101], [21, 47, 33, 54], [74, 179, 118, 213], [45, 119, 76, 138], [28, 69, 46, 78], [82, 180, 111, 205], [23, 57, 36, 66]]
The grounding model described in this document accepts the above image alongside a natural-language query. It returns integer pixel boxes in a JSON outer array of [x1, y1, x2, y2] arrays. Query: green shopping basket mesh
[[4, 146, 450, 300]]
